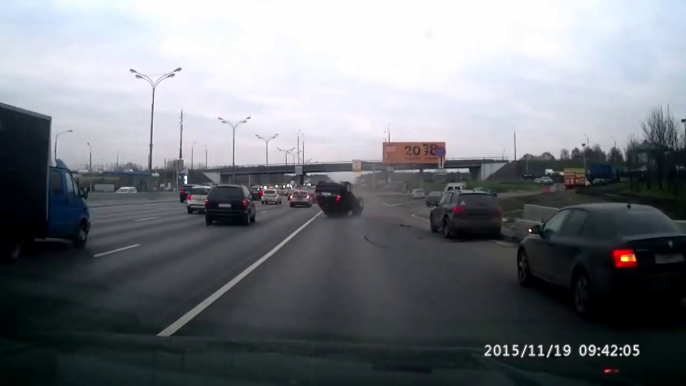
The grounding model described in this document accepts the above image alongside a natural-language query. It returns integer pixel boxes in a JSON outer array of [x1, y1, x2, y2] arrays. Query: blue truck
[[0, 102, 91, 262], [587, 163, 613, 182]]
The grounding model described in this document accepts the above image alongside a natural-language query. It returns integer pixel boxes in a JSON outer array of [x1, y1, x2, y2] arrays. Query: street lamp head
[[218, 117, 224, 121], [174, 67, 182, 72], [135, 74, 144, 79], [67, 130, 73, 133], [167, 73, 176, 78], [246, 116, 251, 120], [129, 69, 137, 73]]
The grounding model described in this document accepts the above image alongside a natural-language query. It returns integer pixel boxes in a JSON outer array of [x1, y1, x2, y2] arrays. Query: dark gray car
[[429, 191, 502, 239], [425, 191, 442, 207]]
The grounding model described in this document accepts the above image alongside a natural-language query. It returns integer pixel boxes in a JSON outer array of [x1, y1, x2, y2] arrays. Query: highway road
[[0, 195, 685, 384]]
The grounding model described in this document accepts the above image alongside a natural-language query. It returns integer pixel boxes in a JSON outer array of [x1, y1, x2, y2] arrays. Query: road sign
[[435, 147, 446, 158], [352, 159, 362, 172], [295, 165, 303, 175], [382, 142, 446, 164]]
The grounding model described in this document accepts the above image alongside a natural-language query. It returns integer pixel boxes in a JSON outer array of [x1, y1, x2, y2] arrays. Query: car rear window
[[191, 187, 210, 195], [458, 194, 497, 206], [264, 189, 276, 194], [293, 192, 308, 197], [613, 210, 679, 236], [208, 187, 244, 201], [428, 191, 442, 196]]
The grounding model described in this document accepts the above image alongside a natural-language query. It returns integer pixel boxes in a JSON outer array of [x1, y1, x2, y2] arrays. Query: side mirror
[[529, 224, 541, 235]]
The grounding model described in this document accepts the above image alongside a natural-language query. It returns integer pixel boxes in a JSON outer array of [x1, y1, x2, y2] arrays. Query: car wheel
[[442, 218, 453, 239], [517, 249, 532, 287], [430, 214, 438, 233], [251, 211, 256, 223], [1, 240, 22, 263], [73, 222, 88, 248], [187, 207, 193, 214], [205, 216, 213, 226], [572, 270, 595, 318], [243, 213, 251, 226]]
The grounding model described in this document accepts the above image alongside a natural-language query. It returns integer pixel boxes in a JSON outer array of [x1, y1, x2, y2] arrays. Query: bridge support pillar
[[469, 167, 481, 181]]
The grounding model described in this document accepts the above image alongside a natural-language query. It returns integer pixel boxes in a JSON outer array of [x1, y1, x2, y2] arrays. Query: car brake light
[[180, 189, 185, 194], [453, 206, 465, 214], [613, 249, 637, 268], [205, 198, 209, 205], [187, 194, 192, 201], [306, 195, 310, 199], [335, 195, 341, 202], [494, 207, 502, 217], [242, 199, 249, 209]]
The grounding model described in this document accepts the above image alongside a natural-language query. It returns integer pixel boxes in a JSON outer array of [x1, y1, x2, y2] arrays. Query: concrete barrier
[[521, 205, 558, 223]]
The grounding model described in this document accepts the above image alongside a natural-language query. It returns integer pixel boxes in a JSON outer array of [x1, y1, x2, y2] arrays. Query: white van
[[443, 182, 466, 193]]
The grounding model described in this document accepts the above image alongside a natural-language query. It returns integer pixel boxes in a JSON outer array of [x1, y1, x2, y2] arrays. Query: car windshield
[[190, 187, 211, 195], [208, 187, 244, 201], [459, 194, 497, 207]]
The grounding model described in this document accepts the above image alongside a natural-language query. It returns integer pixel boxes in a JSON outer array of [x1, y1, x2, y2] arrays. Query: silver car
[[186, 186, 211, 214]]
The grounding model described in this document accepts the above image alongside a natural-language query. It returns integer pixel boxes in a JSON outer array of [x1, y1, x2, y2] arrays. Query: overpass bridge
[[203, 157, 509, 184]]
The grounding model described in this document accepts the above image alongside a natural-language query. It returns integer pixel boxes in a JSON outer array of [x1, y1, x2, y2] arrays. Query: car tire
[[205, 216, 213, 226], [1, 240, 22, 264], [251, 211, 256, 223], [73, 222, 88, 249], [442, 218, 453, 239], [187, 207, 193, 214], [243, 213, 251, 226], [430, 214, 438, 233], [517, 249, 532, 287], [572, 270, 596, 319]]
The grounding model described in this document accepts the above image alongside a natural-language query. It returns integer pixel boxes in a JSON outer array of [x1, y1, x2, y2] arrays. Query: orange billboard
[[382, 142, 446, 164]]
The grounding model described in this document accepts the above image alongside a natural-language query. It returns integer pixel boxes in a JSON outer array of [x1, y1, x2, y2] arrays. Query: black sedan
[[517, 203, 686, 318]]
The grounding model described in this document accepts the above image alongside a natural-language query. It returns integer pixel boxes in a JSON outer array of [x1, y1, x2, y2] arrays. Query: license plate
[[655, 253, 684, 264], [218, 203, 231, 208], [320, 192, 331, 196]]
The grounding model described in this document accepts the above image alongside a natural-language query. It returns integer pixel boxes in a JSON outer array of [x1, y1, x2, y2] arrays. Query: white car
[[186, 186, 212, 214], [115, 187, 137, 193], [410, 189, 425, 199], [261, 189, 282, 204]]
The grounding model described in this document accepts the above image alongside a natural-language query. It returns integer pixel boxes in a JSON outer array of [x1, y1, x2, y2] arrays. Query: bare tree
[[608, 147, 624, 164], [571, 147, 582, 159], [559, 148, 570, 160], [640, 106, 680, 189]]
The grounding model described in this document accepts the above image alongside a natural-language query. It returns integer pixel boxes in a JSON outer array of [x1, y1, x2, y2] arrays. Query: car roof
[[560, 203, 660, 213], [456, 190, 492, 195], [214, 184, 244, 188]]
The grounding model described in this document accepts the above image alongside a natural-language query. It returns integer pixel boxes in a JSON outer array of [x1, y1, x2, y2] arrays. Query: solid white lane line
[[157, 210, 323, 337], [94, 244, 141, 257], [134, 217, 158, 222]]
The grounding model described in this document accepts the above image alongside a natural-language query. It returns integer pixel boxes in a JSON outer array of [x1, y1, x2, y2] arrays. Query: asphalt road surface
[[0, 195, 685, 384]]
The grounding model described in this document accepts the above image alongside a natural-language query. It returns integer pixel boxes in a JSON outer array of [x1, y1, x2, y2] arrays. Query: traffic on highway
[[3, 1, 686, 384]]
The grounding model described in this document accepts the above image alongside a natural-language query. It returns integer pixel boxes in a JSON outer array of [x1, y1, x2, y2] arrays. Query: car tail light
[[453, 206, 465, 214], [180, 189, 185, 194], [494, 207, 502, 217], [306, 195, 310, 199], [205, 198, 209, 205], [187, 194, 192, 201], [335, 195, 341, 202], [242, 199, 249, 209], [613, 249, 637, 268]]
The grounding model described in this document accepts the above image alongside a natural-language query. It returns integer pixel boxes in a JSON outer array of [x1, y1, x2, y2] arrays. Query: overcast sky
[[2, 0, 685, 170]]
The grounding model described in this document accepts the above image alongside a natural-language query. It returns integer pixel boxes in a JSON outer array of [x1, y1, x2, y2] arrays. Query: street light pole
[[277, 147, 295, 165], [204, 145, 208, 169], [87, 142, 92, 172], [54, 130, 73, 162], [191, 142, 196, 170], [218, 116, 251, 168], [129, 67, 182, 171], [256, 134, 278, 166], [117, 150, 120, 169]]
